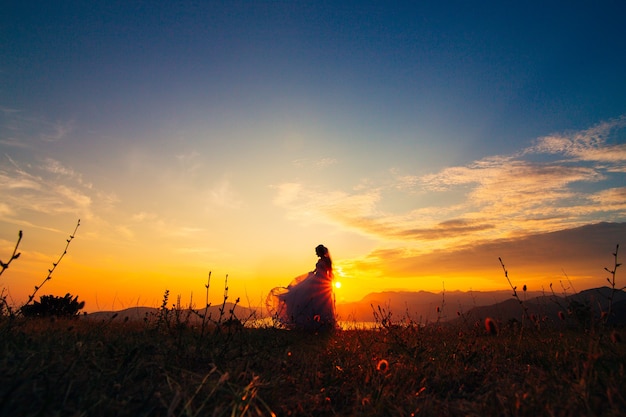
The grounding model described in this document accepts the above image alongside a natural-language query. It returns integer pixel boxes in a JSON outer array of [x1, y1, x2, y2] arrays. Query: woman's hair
[[315, 244, 333, 275], [315, 244, 327, 257]]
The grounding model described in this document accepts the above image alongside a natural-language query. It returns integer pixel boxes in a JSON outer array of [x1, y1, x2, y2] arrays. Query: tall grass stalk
[[0, 230, 23, 317], [21, 219, 81, 312], [604, 244, 622, 323], [499, 257, 535, 326], [0, 230, 22, 278], [200, 271, 212, 339]]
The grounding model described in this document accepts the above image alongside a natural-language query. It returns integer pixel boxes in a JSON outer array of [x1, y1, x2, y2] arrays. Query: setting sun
[[334, 281, 342, 289]]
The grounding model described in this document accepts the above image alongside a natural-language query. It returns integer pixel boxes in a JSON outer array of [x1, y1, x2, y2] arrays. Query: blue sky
[[1, 1, 625, 309]]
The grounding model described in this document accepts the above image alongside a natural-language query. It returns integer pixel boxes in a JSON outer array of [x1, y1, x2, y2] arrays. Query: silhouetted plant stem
[[604, 244, 622, 323], [200, 271, 212, 339], [436, 282, 446, 323], [218, 274, 229, 323], [21, 219, 81, 311], [0, 230, 23, 278], [499, 257, 536, 329]]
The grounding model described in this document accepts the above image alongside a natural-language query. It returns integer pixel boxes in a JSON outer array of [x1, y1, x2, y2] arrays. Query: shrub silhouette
[[21, 293, 85, 318]]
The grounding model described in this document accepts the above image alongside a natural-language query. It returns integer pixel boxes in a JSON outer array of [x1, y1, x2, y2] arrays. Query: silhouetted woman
[[267, 244, 336, 331]]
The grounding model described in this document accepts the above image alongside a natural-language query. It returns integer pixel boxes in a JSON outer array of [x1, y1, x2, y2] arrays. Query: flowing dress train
[[267, 259, 336, 330]]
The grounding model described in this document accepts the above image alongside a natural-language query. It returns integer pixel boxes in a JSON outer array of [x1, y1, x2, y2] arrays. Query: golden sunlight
[[334, 281, 342, 289]]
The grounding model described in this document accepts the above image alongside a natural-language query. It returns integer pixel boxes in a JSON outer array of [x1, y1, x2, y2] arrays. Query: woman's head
[[315, 244, 332, 276], [315, 244, 328, 258]]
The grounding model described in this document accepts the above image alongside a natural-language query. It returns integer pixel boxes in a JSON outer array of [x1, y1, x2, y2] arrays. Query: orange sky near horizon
[[1, 220, 622, 313]]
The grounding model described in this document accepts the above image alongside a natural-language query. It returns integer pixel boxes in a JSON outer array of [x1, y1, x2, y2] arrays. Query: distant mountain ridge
[[336, 289, 544, 322], [336, 287, 626, 324]]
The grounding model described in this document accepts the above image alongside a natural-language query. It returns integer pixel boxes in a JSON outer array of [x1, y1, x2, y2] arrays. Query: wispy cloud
[[0, 109, 75, 146], [528, 116, 626, 162], [0, 106, 21, 114], [208, 177, 242, 210], [40, 120, 75, 143], [272, 182, 381, 227], [175, 150, 203, 176], [55, 185, 92, 210], [589, 187, 626, 209], [0, 202, 13, 217], [273, 117, 626, 252], [0, 137, 32, 149], [314, 158, 338, 168], [292, 157, 338, 168], [272, 182, 302, 206], [131, 211, 159, 222], [0, 156, 96, 221], [43, 158, 93, 189]]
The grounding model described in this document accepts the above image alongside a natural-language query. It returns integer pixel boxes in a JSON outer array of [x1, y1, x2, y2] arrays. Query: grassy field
[[1, 311, 625, 417]]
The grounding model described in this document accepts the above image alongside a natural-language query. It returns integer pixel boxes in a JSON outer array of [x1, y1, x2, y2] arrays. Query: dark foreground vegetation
[[1, 313, 625, 417], [1, 226, 624, 415]]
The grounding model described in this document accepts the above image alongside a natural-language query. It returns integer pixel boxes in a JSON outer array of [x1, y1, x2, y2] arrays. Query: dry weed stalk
[[199, 271, 212, 338], [0, 230, 22, 278], [21, 219, 81, 311], [1, 230, 23, 316], [499, 257, 538, 334], [604, 244, 623, 323]]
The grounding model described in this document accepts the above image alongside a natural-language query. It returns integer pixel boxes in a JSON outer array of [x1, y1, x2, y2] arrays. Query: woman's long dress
[[266, 259, 336, 330]]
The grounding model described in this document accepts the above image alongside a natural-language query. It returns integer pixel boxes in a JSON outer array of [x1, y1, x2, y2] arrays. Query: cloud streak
[[528, 116, 626, 162], [0, 156, 96, 221], [0, 109, 75, 148], [273, 117, 626, 252]]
